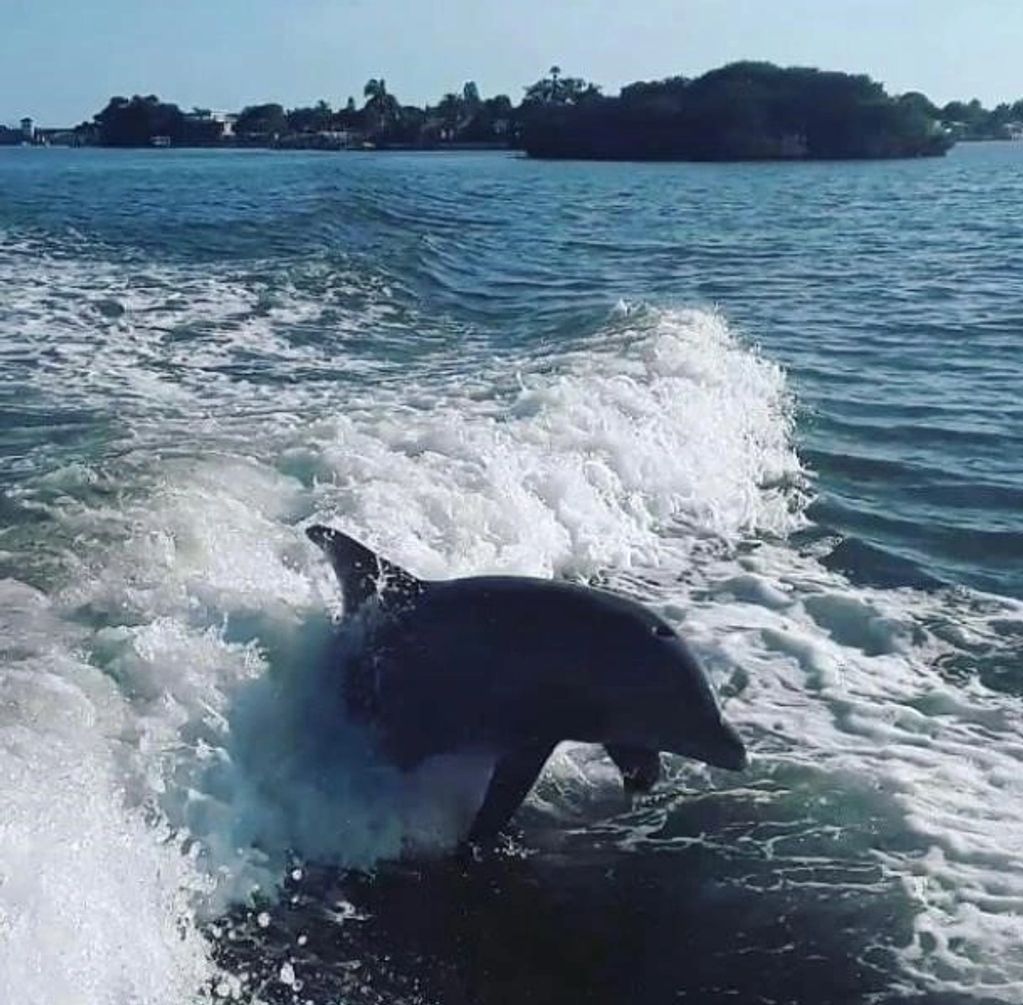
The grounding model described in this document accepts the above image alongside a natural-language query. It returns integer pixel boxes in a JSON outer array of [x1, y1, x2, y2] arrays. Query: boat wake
[[1, 253, 1021, 1003]]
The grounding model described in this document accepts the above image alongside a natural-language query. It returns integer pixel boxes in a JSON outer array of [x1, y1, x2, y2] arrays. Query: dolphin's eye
[[652, 624, 675, 638]]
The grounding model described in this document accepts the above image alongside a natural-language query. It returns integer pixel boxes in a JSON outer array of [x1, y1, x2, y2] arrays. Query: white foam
[[0, 581, 214, 1005], [687, 546, 1023, 1001]]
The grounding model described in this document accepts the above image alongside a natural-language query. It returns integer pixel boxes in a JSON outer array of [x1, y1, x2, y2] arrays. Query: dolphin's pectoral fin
[[465, 742, 555, 845], [606, 744, 661, 794], [307, 524, 423, 614]]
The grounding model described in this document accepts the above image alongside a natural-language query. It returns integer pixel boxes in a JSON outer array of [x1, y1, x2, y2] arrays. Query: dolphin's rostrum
[[307, 524, 747, 846]]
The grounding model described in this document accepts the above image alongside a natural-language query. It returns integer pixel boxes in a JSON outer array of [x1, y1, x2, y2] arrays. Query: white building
[[210, 111, 237, 138], [184, 109, 237, 139]]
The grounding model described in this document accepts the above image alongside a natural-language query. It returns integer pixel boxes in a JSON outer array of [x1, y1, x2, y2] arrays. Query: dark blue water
[[1, 145, 1021, 1005]]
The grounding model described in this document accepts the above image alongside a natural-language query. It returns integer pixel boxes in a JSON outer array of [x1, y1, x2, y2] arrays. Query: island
[[520, 63, 955, 160], [6, 62, 1023, 160]]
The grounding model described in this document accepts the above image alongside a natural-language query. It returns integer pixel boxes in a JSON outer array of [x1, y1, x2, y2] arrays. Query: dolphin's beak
[[704, 718, 748, 771], [672, 718, 747, 771]]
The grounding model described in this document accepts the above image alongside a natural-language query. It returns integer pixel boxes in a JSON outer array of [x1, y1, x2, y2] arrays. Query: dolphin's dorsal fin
[[306, 524, 423, 614]]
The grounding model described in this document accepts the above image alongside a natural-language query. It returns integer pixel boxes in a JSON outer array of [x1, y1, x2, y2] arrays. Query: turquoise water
[[1, 144, 1021, 1004]]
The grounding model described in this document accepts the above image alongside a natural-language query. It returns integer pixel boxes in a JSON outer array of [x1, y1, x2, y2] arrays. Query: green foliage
[[362, 78, 402, 136], [523, 62, 953, 161], [899, 92, 939, 119], [523, 66, 602, 107], [363, 78, 387, 101], [940, 97, 1019, 140], [89, 95, 223, 146], [234, 103, 287, 138], [285, 101, 333, 134], [93, 95, 184, 146]]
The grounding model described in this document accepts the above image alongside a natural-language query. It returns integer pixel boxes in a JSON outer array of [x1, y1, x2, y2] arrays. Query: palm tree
[[548, 66, 562, 102], [438, 92, 463, 133], [363, 78, 400, 137], [523, 67, 600, 106], [363, 78, 388, 102]]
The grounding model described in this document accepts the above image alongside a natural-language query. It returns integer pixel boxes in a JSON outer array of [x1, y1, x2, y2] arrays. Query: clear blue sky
[[4, 0, 1021, 126]]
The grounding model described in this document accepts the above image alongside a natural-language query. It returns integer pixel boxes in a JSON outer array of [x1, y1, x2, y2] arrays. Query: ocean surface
[[1, 142, 1021, 1005]]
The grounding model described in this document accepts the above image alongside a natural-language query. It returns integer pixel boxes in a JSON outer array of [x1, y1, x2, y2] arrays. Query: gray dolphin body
[[308, 524, 747, 844]]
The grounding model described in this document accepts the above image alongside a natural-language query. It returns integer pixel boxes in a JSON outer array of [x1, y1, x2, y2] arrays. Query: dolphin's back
[[358, 576, 640, 761]]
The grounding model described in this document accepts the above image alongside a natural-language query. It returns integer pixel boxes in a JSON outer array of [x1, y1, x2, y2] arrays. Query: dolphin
[[307, 524, 747, 845]]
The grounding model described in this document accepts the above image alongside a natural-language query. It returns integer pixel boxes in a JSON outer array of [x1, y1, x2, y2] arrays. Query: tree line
[[522, 64, 958, 160], [54, 64, 1023, 159], [935, 96, 1023, 140], [77, 79, 520, 149]]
